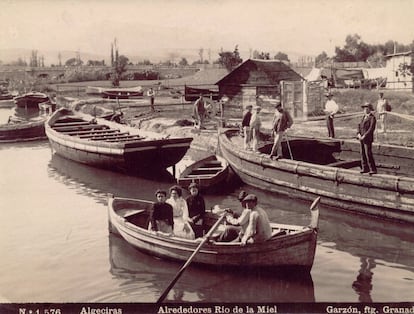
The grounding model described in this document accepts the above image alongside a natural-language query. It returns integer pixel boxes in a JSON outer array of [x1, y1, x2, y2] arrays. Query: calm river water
[[0, 108, 413, 304]]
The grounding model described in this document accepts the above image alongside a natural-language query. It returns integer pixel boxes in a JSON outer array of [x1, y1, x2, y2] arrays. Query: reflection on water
[[352, 257, 376, 302], [1, 142, 414, 302], [108, 234, 315, 303]]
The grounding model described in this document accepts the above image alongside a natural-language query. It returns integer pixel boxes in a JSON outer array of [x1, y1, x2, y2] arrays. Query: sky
[[1, 0, 414, 62]]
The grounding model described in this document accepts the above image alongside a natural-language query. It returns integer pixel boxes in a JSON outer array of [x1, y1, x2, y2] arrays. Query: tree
[[198, 48, 204, 63], [334, 33, 373, 62], [179, 57, 188, 66], [66, 57, 83, 66], [315, 51, 329, 66], [111, 55, 129, 87], [218, 45, 243, 70], [30, 50, 38, 67], [274, 52, 290, 62]]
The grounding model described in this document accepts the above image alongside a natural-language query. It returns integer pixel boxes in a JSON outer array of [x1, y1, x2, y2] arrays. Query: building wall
[[385, 54, 413, 90]]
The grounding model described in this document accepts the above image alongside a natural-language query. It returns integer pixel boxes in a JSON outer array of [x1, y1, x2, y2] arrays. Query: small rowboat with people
[[177, 155, 229, 192], [218, 128, 414, 223], [45, 108, 193, 176], [107, 194, 320, 271]]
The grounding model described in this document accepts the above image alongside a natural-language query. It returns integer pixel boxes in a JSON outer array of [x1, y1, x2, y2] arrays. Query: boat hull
[[14, 93, 50, 108], [0, 119, 46, 142], [218, 129, 414, 224], [46, 108, 192, 175], [177, 155, 229, 192], [108, 196, 318, 270]]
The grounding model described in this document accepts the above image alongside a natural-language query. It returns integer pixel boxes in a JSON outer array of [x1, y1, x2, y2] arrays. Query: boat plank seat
[[327, 159, 360, 168], [52, 124, 108, 132], [103, 136, 145, 142], [185, 174, 217, 178], [63, 129, 120, 136], [81, 131, 129, 139], [204, 161, 222, 166], [53, 121, 91, 127], [196, 167, 223, 171]]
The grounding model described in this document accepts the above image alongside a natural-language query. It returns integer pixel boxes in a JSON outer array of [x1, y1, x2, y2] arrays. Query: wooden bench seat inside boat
[[80, 131, 129, 139], [53, 121, 91, 127], [196, 167, 223, 171], [63, 129, 120, 136], [52, 124, 108, 132]]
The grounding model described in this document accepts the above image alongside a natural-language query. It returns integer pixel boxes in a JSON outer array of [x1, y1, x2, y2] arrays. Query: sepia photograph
[[0, 0, 413, 313]]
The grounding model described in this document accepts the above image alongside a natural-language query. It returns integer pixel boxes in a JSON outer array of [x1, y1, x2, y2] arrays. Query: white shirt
[[325, 99, 339, 116]]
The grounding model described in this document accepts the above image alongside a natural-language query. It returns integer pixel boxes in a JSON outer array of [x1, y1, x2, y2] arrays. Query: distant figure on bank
[[376, 91, 389, 133], [249, 106, 262, 152], [242, 105, 253, 150], [269, 99, 293, 160], [357, 102, 377, 175], [147, 87, 155, 112], [193, 94, 206, 129], [149, 189, 174, 234], [185, 182, 206, 237], [324, 92, 339, 138], [232, 194, 272, 245]]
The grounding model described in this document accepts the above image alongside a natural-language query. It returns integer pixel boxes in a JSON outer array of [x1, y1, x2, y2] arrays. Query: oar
[[156, 213, 227, 304]]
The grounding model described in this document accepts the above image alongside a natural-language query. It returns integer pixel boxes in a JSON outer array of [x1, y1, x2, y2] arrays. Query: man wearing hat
[[242, 105, 253, 150], [185, 182, 206, 237], [357, 102, 377, 175], [376, 91, 389, 133], [239, 194, 272, 245], [214, 190, 249, 242], [324, 92, 339, 138], [269, 99, 293, 160], [249, 106, 262, 151]]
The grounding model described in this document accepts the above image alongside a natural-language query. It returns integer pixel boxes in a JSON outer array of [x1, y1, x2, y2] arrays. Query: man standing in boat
[[357, 102, 377, 175], [241, 104, 253, 150], [193, 94, 206, 129], [147, 87, 155, 112], [249, 106, 262, 152], [269, 98, 293, 160], [186, 182, 206, 237], [324, 92, 339, 138]]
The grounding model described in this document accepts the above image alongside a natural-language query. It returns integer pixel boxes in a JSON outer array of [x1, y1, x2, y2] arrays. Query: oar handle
[[156, 214, 226, 304]]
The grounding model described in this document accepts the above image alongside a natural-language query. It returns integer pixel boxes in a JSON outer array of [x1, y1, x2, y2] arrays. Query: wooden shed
[[215, 59, 306, 119]]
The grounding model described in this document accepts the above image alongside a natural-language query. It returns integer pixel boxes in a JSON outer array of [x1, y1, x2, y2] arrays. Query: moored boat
[[177, 155, 229, 192], [0, 116, 47, 142], [108, 194, 320, 271], [102, 86, 144, 99], [45, 108, 193, 176], [14, 92, 50, 109], [218, 128, 414, 223]]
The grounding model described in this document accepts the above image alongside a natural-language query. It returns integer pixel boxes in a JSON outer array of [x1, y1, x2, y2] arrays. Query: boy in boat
[[149, 189, 174, 235], [249, 106, 262, 152], [215, 190, 249, 242], [186, 182, 206, 237]]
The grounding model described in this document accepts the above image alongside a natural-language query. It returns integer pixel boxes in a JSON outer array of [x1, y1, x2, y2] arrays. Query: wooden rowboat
[[108, 195, 320, 271], [45, 108, 193, 176], [218, 128, 414, 223], [14, 92, 50, 109], [0, 116, 47, 143], [177, 155, 229, 192]]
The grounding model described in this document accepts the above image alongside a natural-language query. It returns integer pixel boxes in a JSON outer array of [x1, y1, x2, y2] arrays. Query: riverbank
[[65, 95, 414, 151]]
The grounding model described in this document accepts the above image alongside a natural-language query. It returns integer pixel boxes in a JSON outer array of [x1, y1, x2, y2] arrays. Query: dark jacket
[[186, 194, 206, 224], [149, 202, 174, 231], [358, 113, 376, 144], [242, 111, 252, 127]]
